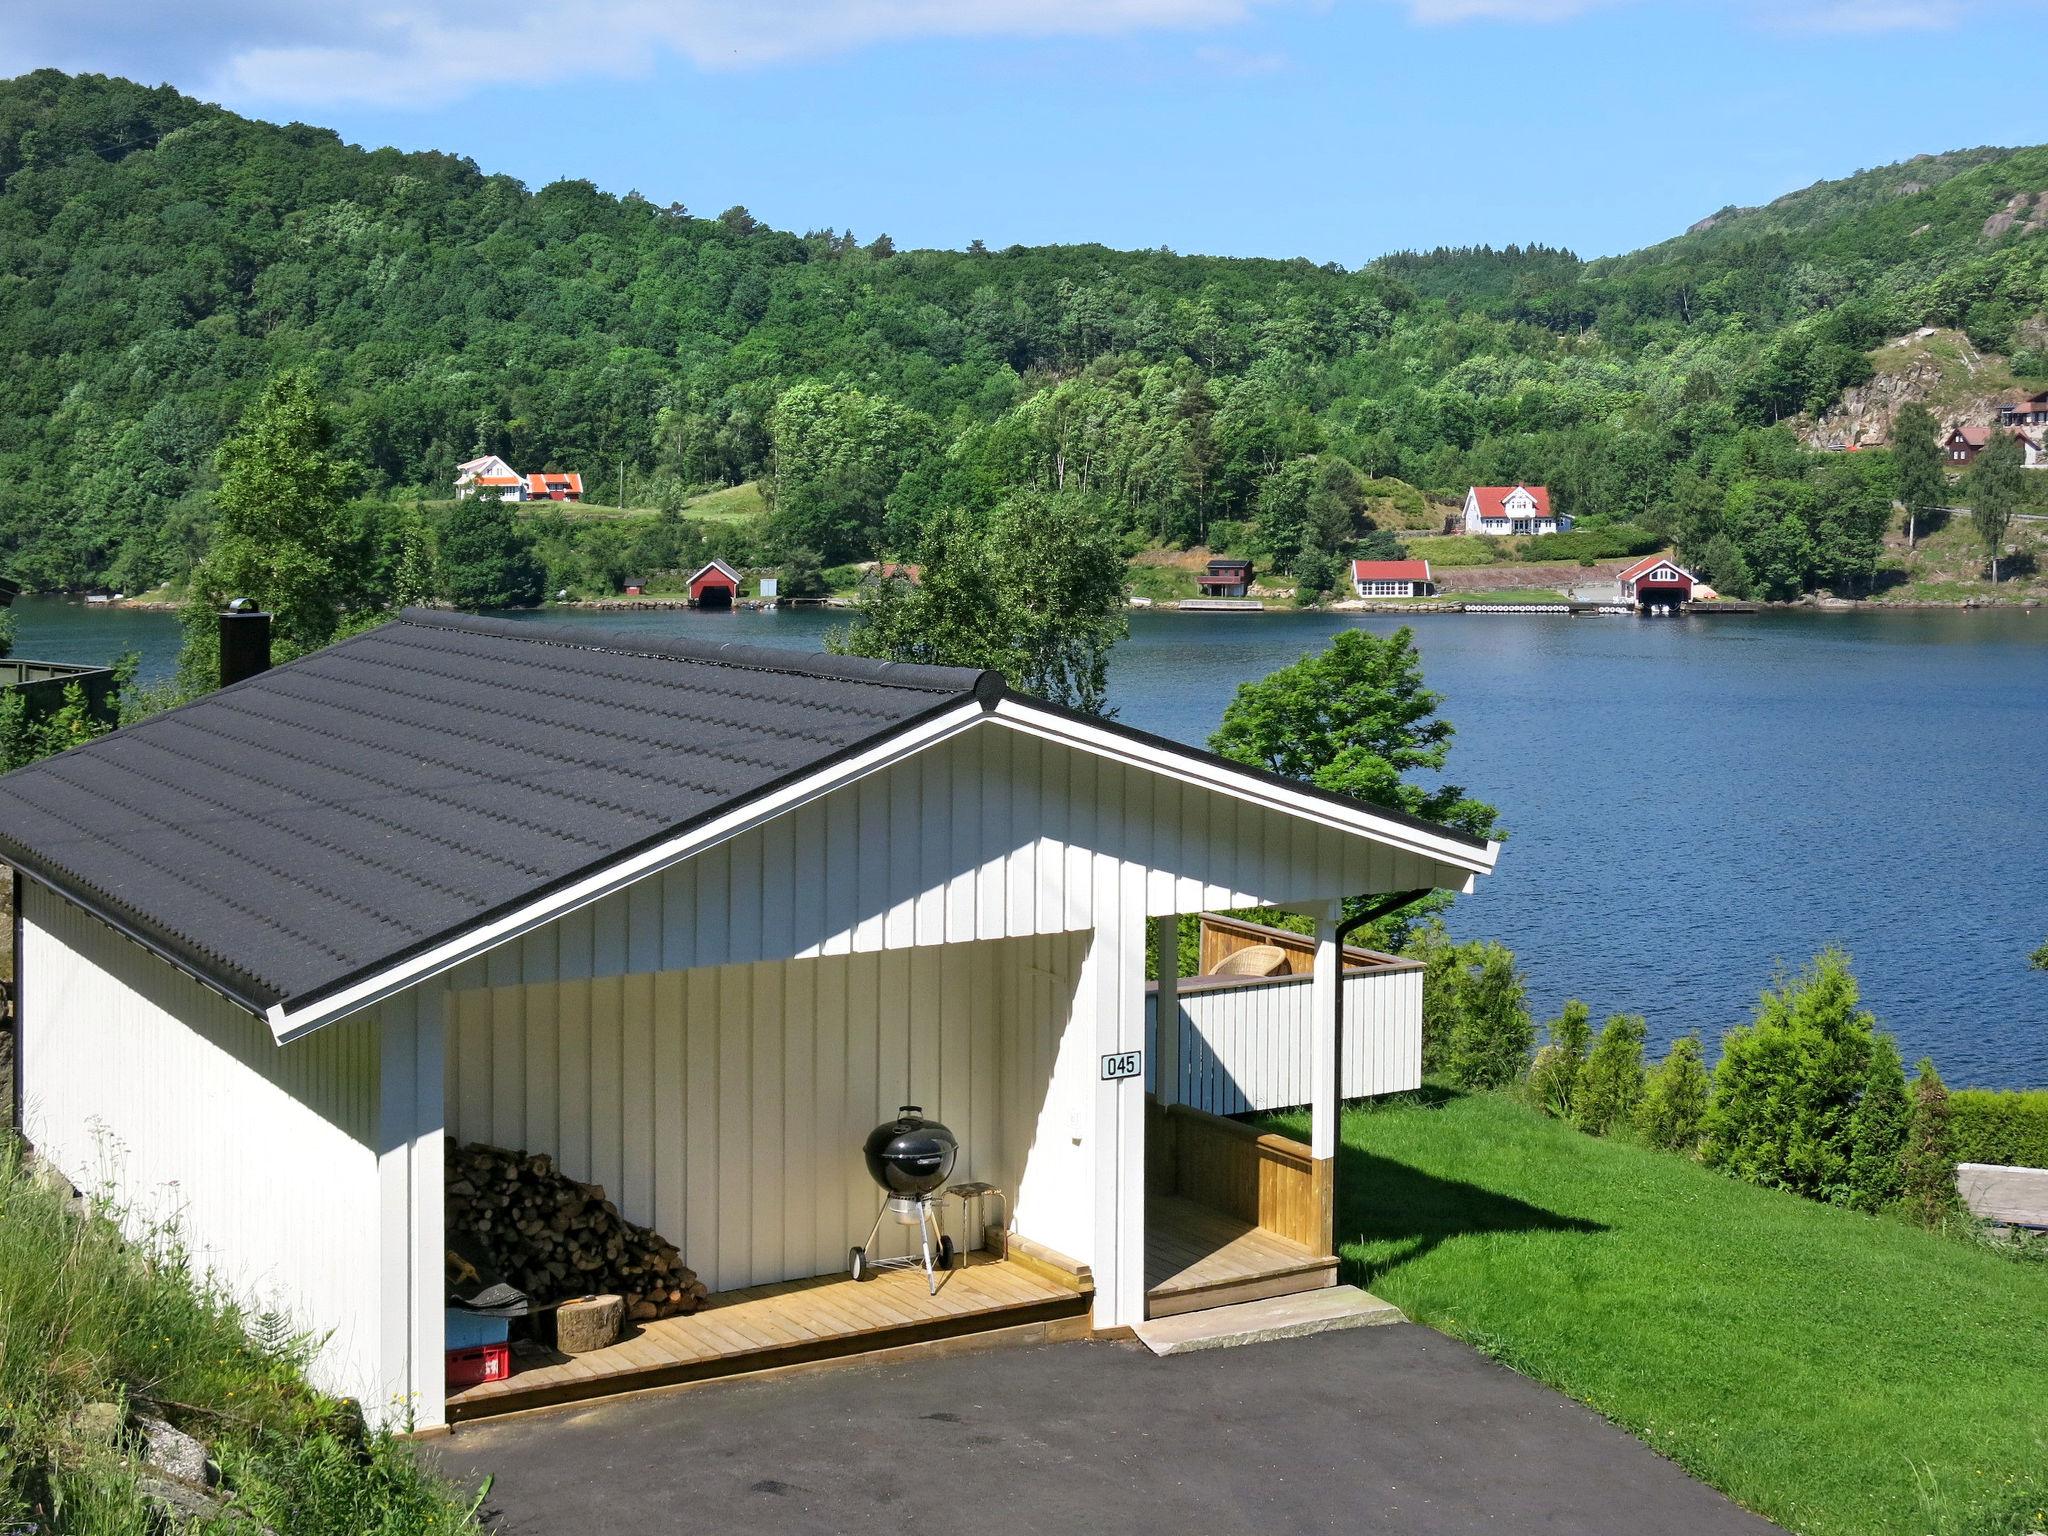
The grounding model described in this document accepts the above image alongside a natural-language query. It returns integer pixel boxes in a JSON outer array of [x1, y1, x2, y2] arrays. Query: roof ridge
[[395, 608, 1003, 700]]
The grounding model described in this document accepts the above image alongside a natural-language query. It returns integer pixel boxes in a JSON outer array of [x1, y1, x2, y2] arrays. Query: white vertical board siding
[[455, 722, 1469, 993], [1148, 965, 1423, 1116], [18, 885, 384, 1406], [444, 934, 1085, 1295]]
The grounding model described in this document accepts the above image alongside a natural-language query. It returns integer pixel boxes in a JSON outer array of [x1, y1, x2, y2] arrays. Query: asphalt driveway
[[434, 1323, 1780, 1535]]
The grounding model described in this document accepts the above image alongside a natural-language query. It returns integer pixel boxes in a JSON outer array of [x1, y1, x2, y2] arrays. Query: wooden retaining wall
[[1147, 1100, 1326, 1253]]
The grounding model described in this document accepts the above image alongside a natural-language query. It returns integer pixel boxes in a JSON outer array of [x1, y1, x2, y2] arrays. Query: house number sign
[[1100, 1051, 1143, 1082]]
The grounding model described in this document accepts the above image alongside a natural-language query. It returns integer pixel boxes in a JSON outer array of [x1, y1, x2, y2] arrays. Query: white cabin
[[0, 611, 1495, 1429]]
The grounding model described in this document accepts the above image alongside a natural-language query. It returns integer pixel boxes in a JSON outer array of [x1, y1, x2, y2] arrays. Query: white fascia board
[[989, 698, 1501, 878], [264, 697, 989, 1043]]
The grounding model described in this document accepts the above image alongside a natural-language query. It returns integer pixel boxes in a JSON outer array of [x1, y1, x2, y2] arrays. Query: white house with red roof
[[455, 455, 528, 502], [1352, 559, 1434, 598], [1617, 553, 1695, 609], [1463, 485, 1568, 536]]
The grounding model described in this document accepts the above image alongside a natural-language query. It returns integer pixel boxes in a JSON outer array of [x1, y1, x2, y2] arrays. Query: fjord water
[[17, 598, 2047, 1088]]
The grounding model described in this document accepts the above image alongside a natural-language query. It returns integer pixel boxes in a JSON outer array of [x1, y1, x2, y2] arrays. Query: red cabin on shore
[[687, 559, 742, 610], [1618, 554, 1695, 610]]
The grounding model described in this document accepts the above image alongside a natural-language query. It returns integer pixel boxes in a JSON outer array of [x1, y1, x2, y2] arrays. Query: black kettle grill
[[850, 1106, 958, 1293]]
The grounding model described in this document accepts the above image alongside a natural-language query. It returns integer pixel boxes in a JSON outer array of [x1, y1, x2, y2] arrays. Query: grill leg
[[918, 1203, 938, 1295], [857, 1199, 888, 1264]]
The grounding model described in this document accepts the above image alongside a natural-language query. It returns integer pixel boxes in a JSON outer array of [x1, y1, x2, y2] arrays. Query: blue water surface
[[14, 598, 2046, 1087]]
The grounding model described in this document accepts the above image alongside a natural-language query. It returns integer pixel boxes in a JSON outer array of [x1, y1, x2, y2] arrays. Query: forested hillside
[[3, 69, 2047, 603]]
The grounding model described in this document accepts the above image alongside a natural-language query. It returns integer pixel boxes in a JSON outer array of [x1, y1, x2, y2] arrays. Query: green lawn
[[682, 480, 767, 522], [1266, 1090, 2048, 1536]]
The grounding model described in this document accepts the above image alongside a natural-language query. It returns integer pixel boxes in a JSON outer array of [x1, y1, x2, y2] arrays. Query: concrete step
[[1133, 1284, 1405, 1356]]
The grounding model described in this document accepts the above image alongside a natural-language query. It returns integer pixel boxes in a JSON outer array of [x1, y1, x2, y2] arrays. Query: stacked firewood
[[445, 1142, 708, 1321]]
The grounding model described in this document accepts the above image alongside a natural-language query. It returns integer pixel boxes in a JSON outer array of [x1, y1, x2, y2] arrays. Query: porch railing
[[1145, 960, 1423, 1116]]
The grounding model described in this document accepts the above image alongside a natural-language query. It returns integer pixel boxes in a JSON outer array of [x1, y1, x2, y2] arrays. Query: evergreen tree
[[1890, 403, 1942, 550], [1705, 948, 1877, 1203], [1576, 1014, 1648, 1137], [1845, 1035, 1911, 1211], [1636, 1032, 1711, 1152], [437, 498, 546, 610], [1898, 1058, 1961, 1228], [1528, 999, 1593, 1119], [1964, 429, 2022, 581], [1443, 941, 1534, 1091]]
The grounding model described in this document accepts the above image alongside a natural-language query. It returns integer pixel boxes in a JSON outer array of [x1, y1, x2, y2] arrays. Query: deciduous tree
[[1890, 403, 1942, 550], [177, 371, 361, 690], [832, 491, 1127, 714], [1965, 428, 2023, 581], [1210, 628, 1499, 842]]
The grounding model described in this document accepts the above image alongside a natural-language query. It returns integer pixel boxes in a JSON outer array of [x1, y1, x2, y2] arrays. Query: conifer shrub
[[1845, 1035, 1911, 1211], [1635, 1032, 1711, 1152], [1575, 1014, 1647, 1137], [1443, 941, 1535, 1090], [1899, 1059, 1962, 1228], [1703, 948, 1876, 1204], [1527, 999, 1592, 1119]]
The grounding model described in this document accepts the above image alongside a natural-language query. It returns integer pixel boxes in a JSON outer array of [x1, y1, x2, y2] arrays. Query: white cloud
[[1763, 0, 1971, 31], [3, 0, 1276, 109], [0, 0, 1983, 111], [1385, 0, 1976, 25]]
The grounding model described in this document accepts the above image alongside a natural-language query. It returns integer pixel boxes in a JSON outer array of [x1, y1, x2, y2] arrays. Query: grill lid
[[862, 1105, 958, 1196]]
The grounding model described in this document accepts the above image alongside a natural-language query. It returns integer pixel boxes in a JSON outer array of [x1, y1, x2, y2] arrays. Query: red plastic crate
[[446, 1342, 511, 1389]]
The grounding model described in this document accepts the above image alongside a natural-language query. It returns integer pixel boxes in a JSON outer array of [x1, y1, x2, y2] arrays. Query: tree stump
[[556, 1293, 624, 1354]]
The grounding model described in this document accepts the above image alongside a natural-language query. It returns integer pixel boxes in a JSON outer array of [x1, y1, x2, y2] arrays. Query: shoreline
[[50, 592, 2048, 618]]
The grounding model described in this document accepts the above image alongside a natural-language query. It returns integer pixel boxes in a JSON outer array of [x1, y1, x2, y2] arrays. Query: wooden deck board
[[1145, 1195, 1336, 1317], [447, 1252, 1090, 1421]]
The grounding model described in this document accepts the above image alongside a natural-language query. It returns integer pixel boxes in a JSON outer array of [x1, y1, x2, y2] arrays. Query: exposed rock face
[[1982, 190, 2048, 241], [1805, 328, 2026, 450]]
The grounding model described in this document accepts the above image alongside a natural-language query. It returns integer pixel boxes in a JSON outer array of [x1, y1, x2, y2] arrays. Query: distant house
[[623, 579, 648, 597], [527, 471, 584, 502], [1617, 554, 1695, 610], [1196, 558, 1254, 598], [2010, 425, 2046, 468], [455, 455, 527, 501], [1945, 425, 1991, 464], [1998, 390, 2048, 429], [687, 559, 742, 610], [1463, 486, 1567, 536], [1351, 559, 1434, 598], [868, 562, 922, 586]]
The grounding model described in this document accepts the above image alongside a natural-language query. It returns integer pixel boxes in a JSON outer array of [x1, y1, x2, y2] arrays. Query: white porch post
[[1308, 904, 1341, 1257], [1089, 898, 1150, 1331], [1152, 913, 1180, 1108], [376, 983, 447, 1430]]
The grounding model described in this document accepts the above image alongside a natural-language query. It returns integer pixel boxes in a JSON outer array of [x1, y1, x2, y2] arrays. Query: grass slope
[[1269, 1090, 2048, 1536], [0, 1141, 480, 1534]]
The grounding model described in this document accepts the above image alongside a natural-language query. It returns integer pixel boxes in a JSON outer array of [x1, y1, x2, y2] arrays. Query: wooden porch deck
[[1145, 1194, 1336, 1318], [446, 1251, 1091, 1422]]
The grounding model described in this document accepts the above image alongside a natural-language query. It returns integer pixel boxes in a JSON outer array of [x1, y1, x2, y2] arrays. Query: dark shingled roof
[[0, 610, 996, 1016]]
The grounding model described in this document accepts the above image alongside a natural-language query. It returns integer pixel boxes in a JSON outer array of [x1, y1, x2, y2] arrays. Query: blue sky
[[4, 1, 2038, 264]]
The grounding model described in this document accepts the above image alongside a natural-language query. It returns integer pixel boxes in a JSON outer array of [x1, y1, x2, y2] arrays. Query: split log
[[444, 1141, 705, 1320]]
